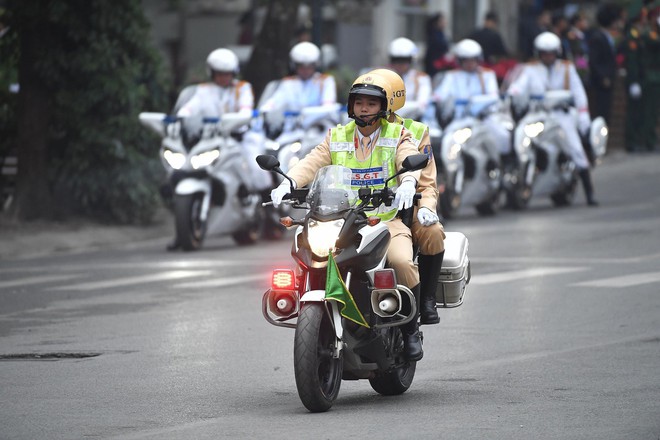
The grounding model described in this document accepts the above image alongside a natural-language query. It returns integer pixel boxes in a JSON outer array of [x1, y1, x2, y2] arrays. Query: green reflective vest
[[329, 120, 403, 221]]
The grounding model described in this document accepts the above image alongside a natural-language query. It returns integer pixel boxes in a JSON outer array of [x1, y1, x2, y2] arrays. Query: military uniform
[[639, 11, 660, 150], [624, 23, 646, 151]]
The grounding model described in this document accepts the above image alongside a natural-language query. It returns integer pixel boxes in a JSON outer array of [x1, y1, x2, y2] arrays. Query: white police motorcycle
[[511, 90, 608, 207], [435, 95, 505, 218], [139, 108, 264, 251]]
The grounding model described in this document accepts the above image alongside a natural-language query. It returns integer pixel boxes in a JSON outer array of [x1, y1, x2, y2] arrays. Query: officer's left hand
[[417, 206, 439, 226], [393, 179, 416, 210]]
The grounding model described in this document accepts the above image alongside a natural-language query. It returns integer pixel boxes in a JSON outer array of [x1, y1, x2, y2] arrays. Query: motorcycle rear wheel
[[174, 193, 206, 251], [369, 328, 416, 395], [294, 303, 342, 413]]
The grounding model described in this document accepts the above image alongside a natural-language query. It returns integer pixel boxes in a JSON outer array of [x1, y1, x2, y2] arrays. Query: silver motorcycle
[[436, 95, 504, 218], [139, 111, 264, 250], [511, 90, 608, 207]]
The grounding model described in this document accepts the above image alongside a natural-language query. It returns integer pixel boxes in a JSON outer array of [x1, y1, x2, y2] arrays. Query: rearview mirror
[[256, 154, 280, 171], [401, 154, 429, 172]]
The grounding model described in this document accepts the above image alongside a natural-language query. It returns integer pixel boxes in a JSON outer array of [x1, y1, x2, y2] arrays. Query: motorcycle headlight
[[307, 219, 345, 258], [287, 156, 300, 171], [287, 141, 302, 153], [163, 149, 186, 170], [524, 122, 544, 138], [448, 143, 462, 161], [191, 149, 220, 169], [452, 128, 472, 145]]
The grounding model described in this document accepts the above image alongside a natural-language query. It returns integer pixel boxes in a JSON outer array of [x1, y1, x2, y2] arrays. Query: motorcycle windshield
[[306, 165, 360, 217], [178, 116, 206, 150]]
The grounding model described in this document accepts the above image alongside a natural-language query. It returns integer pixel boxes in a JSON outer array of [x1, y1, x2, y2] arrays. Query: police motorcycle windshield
[[177, 115, 218, 150], [306, 165, 360, 218]]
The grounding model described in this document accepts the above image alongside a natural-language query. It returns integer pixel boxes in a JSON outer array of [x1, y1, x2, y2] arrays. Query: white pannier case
[[435, 231, 470, 308]]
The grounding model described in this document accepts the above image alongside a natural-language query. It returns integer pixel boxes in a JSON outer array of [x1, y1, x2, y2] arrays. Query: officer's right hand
[[629, 83, 642, 99], [270, 182, 291, 208]]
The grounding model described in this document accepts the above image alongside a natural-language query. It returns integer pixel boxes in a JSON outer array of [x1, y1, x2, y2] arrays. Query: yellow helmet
[[347, 72, 394, 126], [368, 68, 406, 113]]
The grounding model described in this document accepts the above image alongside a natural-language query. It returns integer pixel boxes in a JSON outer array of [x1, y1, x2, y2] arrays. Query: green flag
[[325, 253, 369, 328]]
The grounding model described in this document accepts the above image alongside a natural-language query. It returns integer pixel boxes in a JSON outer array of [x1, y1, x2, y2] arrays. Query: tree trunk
[[13, 21, 54, 220], [243, 0, 303, 102]]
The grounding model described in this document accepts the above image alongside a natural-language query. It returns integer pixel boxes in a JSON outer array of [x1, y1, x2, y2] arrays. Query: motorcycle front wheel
[[232, 200, 264, 246], [174, 193, 206, 251], [369, 327, 416, 395], [294, 303, 342, 413]]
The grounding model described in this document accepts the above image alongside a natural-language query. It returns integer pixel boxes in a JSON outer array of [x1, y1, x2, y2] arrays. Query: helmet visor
[[349, 83, 386, 99]]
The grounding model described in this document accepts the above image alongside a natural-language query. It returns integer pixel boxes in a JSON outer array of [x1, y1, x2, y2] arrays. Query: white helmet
[[388, 37, 418, 59], [453, 39, 483, 60], [290, 42, 321, 65], [534, 32, 562, 54], [206, 48, 239, 75]]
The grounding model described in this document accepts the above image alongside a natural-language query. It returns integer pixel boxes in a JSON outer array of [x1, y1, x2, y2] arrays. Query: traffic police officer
[[507, 32, 599, 206], [270, 72, 430, 360], [370, 67, 445, 326]]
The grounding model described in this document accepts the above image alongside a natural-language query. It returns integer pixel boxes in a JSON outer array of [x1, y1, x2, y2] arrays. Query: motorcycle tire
[[550, 171, 578, 207], [475, 191, 500, 216], [232, 200, 263, 246], [174, 193, 206, 251], [438, 171, 459, 219], [294, 303, 342, 413], [368, 327, 416, 396], [505, 163, 532, 210]]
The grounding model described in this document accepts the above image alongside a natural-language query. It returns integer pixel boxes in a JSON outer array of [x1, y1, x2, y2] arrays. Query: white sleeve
[[321, 75, 337, 105], [237, 82, 254, 112], [507, 67, 529, 96], [483, 71, 500, 97], [433, 72, 454, 102], [568, 63, 588, 112], [176, 89, 203, 117], [415, 73, 433, 109]]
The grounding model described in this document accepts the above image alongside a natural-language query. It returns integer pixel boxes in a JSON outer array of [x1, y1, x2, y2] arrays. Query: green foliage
[[5, 0, 171, 223]]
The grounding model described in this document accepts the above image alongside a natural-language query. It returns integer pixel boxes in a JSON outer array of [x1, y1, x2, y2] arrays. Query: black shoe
[[578, 169, 599, 208], [420, 296, 440, 324], [166, 239, 180, 251], [403, 329, 424, 361]]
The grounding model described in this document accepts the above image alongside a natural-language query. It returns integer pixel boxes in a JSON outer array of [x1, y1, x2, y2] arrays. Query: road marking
[[173, 273, 268, 289], [469, 267, 587, 285], [0, 274, 80, 289], [572, 271, 660, 288], [51, 270, 213, 291]]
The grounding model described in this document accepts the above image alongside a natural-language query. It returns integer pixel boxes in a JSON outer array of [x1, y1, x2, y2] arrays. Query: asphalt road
[[1, 151, 659, 440]]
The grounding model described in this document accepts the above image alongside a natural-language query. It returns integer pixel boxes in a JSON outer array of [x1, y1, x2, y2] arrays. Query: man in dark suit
[[588, 3, 625, 124]]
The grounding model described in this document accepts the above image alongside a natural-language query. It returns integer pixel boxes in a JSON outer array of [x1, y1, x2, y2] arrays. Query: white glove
[[417, 206, 439, 226], [577, 112, 591, 136], [270, 181, 293, 207], [393, 179, 416, 210], [629, 83, 642, 99]]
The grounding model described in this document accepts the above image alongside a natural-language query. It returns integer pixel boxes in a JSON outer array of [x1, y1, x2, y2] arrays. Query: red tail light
[[272, 269, 295, 290], [373, 269, 396, 289]]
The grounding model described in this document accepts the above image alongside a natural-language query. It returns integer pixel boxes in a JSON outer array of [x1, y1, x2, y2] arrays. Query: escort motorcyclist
[[507, 32, 599, 206], [388, 37, 433, 119], [259, 41, 338, 113], [169, 48, 269, 250], [270, 72, 431, 361], [370, 67, 445, 326], [432, 39, 511, 157]]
